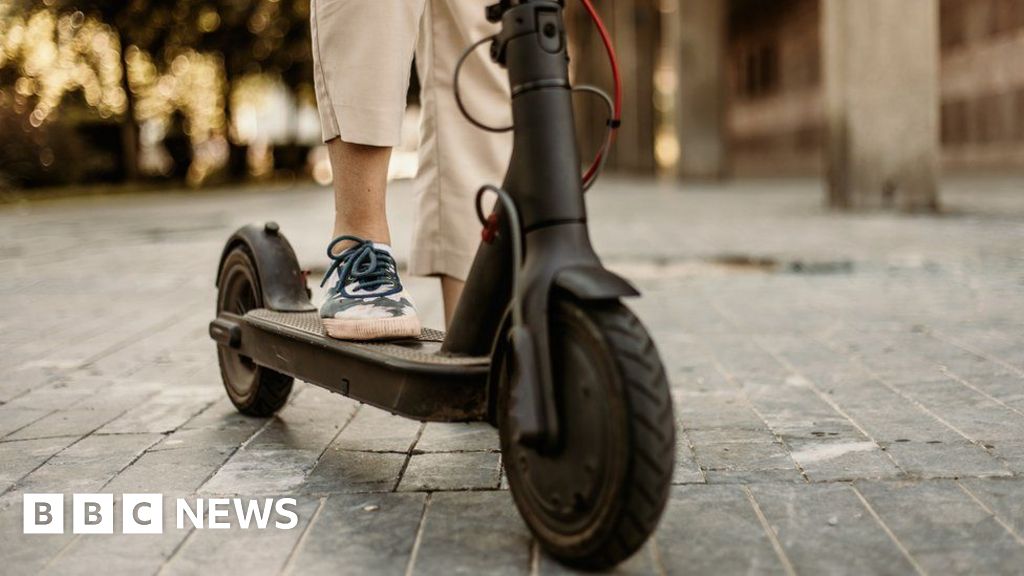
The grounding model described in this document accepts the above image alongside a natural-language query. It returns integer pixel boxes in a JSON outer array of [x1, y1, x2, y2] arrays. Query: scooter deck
[[233, 309, 491, 422]]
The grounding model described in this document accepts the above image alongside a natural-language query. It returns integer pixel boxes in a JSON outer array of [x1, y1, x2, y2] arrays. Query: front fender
[[215, 222, 315, 312], [553, 264, 639, 300]]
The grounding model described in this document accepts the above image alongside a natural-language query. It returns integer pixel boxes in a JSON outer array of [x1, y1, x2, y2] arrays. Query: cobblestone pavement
[[1, 175, 1023, 575]]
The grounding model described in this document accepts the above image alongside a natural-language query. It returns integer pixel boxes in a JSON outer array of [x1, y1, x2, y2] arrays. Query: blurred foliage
[[0, 96, 82, 189], [0, 7, 125, 122], [0, 0, 314, 189]]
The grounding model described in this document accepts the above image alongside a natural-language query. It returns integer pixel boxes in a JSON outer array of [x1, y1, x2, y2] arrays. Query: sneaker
[[319, 235, 421, 340]]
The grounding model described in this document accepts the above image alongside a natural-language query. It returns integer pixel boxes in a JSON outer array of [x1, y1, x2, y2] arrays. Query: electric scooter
[[209, 0, 675, 569]]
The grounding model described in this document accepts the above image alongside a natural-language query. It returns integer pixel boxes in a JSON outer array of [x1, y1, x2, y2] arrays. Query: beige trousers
[[311, 0, 513, 281]]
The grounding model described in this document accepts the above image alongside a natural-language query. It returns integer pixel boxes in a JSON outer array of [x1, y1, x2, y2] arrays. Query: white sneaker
[[318, 236, 421, 341]]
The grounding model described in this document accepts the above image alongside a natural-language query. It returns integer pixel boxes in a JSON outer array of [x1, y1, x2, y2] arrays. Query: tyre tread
[[216, 247, 294, 417], [553, 301, 676, 570]]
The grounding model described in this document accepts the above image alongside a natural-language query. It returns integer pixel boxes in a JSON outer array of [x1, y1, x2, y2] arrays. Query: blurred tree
[[2, 0, 315, 185], [181, 0, 312, 138], [169, 0, 313, 177], [0, 3, 134, 185], [47, 0, 185, 180], [266, 0, 314, 98]]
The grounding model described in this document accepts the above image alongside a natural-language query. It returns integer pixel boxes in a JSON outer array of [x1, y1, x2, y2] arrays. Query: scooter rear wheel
[[500, 298, 675, 570], [216, 246, 293, 416]]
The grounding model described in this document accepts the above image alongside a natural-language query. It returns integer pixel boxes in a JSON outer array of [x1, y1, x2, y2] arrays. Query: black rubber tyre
[[216, 247, 293, 416], [499, 298, 675, 570]]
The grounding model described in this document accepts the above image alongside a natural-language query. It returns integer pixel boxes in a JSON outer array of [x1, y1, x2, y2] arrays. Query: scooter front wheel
[[499, 298, 675, 570], [215, 246, 293, 416]]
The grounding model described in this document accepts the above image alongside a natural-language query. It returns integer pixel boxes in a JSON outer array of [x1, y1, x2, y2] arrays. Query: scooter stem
[[445, 0, 636, 451]]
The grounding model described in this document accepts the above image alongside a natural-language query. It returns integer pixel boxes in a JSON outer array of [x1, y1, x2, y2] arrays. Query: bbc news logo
[[24, 494, 299, 534]]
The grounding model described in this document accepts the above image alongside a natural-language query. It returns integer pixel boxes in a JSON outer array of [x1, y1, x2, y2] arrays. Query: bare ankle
[[326, 137, 393, 256]]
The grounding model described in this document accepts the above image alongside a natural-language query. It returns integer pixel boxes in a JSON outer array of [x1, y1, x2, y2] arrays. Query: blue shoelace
[[320, 236, 402, 298]]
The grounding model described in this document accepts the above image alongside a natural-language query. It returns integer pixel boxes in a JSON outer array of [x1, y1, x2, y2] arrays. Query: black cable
[[571, 85, 614, 191], [454, 35, 514, 133], [475, 185, 524, 327], [457, 39, 613, 189]]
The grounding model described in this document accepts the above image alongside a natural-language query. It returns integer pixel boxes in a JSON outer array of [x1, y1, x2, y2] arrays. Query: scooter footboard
[[213, 309, 490, 422]]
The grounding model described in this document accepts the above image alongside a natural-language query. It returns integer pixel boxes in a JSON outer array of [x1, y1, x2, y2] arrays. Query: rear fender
[[215, 222, 314, 312]]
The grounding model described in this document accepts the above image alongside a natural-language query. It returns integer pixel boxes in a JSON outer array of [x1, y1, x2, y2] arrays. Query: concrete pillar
[[675, 0, 727, 179], [822, 0, 941, 211], [611, 0, 659, 173]]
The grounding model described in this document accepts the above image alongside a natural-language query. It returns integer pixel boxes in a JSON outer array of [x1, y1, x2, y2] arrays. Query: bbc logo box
[[23, 494, 297, 534], [23, 494, 163, 535], [23, 494, 63, 534]]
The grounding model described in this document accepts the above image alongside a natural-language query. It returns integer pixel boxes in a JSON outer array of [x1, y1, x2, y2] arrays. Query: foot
[[319, 236, 421, 340]]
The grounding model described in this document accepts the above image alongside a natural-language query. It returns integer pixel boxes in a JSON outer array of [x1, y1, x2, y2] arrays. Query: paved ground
[[1, 175, 1023, 575]]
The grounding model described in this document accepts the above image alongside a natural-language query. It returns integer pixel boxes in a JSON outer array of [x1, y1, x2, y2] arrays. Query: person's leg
[[312, 0, 425, 339], [440, 276, 464, 327], [410, 0, 513, 324], [326, 139, 392, 252]]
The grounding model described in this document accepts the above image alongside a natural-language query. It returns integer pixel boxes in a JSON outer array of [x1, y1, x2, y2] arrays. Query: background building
[[726, 0, 1024, 176], [573, 0, 1022, 210]]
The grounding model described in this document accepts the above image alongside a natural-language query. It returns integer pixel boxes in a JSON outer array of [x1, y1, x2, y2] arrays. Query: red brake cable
[[579, 0, 622, 186]]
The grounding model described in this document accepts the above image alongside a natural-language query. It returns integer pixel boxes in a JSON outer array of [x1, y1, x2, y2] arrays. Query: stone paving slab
[[2, 176, 1024, 574], [959, 478, 1024, 538], [161, 496, 323, 576], [0, 436, 79, 494], [302, 449, 407, 494], [748, 483, 919, 575], [416, 422, 499, 453], [285, 493, 426, 575], [8, 386, 161, 441], [656, 485, 788, 575], [42, 496, 195, 576], [199, 389, 359, 496], [855, 480, 1024, 575], [786, 438, 902, 482], [330, 405, 423, 453], [397, 452, 502, 492], [12, 433, 164, 496], [0, 498, 78, 575], [411, 491, 532, 575]]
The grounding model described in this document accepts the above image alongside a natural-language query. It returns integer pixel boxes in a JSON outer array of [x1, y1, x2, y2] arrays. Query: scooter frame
[[211, 0, 637, 438], [210, 3, 675, 567]]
